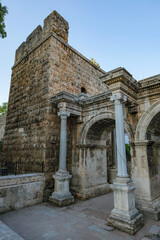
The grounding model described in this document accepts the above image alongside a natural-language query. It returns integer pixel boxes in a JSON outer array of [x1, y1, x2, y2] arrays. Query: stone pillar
[[111, 94, 128, 177], [49, 111, 74, 206], [131, 141, 160, 220], [112, 128, 117, 167], [108, 93, 143, 235], [58, 111, 70, 171]]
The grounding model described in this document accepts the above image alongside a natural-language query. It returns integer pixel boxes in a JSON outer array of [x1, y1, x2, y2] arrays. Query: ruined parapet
[[43, 10, 69, 41], [14, 10, 69, 65]]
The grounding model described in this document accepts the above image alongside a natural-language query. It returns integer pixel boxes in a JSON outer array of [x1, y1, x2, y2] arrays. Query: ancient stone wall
[[0, 173, 45, 214], [3, 11, 107, 200]]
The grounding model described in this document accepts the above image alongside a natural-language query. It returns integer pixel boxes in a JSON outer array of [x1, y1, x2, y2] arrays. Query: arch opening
[[145, 111, 160, 200], [84, 118, 131, 186]]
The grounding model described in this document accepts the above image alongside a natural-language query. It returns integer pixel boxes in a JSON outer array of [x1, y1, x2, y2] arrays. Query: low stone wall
[[0, 173, 45, 214]]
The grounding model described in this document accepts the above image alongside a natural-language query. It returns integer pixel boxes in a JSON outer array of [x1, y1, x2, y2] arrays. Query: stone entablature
[[138, 74, 160, 99], [139, 74, 160, 88]]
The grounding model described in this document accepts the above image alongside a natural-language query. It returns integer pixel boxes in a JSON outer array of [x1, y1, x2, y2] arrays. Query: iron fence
[[0, 161, 44, 176]]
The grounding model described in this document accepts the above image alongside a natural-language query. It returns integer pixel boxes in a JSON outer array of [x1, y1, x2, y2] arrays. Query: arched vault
[[135, 100, 160, 141], [80, 111, 134, 144]]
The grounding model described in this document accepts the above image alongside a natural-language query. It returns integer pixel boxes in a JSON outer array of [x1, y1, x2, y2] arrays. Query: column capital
[[110, 93, 127, 103], [58, 111, 70, 119]]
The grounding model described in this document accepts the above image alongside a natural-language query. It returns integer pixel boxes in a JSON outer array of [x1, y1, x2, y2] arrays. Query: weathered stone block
[[148, 225, 160, 237], [49, 170, 74, 207], [0, 173, 45, 214], [43, 11, 69, 42]]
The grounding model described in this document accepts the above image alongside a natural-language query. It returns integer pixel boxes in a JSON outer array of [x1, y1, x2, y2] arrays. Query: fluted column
[[110, 93, 128, 177]]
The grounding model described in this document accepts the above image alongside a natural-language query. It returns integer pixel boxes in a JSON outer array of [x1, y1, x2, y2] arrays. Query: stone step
[[0, 220, 24, 240]]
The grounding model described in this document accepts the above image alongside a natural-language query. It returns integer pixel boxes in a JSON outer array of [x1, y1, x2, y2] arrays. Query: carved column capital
[[110, 93, 127, 104], [58, 111, 70, 119]]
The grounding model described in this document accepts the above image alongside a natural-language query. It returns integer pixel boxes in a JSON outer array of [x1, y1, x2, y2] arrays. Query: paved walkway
[[0, 193, 160, 240], [0, 221, 24, 240]]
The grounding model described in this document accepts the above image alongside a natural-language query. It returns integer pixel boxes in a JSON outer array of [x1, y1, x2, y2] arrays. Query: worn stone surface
[[108, 213, 144, 235], [0, 173, 45, 214], [49, 170, 74, 207], [149, 225, 160, 235], [0, 193, 160, 240], [0, 220, 24, 240], [2, 10, 160, 222]]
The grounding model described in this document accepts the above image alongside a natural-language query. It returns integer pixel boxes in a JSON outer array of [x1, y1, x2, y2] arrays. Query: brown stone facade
[[3, 10, 160, 220], [3, 11, 107, 200]]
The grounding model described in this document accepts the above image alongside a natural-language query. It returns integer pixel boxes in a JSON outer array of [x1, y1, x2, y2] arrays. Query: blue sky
[[0, 0, 160, 105]]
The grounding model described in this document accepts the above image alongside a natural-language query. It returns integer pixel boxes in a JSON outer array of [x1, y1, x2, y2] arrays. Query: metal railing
[[0, 161, 44, 176]]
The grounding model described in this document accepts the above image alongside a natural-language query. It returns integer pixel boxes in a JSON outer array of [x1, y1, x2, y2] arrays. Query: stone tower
[[3, 11, 107, 200]]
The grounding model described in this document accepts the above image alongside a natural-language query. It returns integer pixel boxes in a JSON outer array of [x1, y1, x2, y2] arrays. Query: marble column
[[111, 94, 128, 177], [49, 111, 74, 206], [58, 111, 70, 171], [108, 93, 143, 235]]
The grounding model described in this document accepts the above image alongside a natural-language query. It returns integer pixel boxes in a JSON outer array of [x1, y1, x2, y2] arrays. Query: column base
[[136, 195, 160, 220], [108, 177, 144, 235], [49, 194, 74, 207], [108, 213, 143, 235], [49, 170, 74, 207]]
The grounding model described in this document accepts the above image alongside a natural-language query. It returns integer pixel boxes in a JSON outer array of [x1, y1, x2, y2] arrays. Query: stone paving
[[0, 193, 160, 240], [0, 221, 24, 240]]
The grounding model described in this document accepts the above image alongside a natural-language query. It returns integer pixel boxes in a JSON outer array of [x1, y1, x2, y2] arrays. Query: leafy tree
[[0, 2, 8, 38], [125, 144, 130, 156], [90, 58, 100, 68], [0, 102, 8, 115]]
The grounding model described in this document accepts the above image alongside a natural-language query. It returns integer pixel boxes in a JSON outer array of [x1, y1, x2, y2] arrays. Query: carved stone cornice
[[138, 78, 160, 100], [139, 74, 160, 88], [51, 90, 112, 107], [101, 67, 139, 93], [137, 75, 160, 99], [78, 91, 112, 105], [51, 91, 76, 104]]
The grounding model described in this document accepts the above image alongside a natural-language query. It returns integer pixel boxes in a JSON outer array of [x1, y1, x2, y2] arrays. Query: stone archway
[[135, 99, 160, 141], [80, 111, 134, 145], [74, 111, 134, 197], [133, 100, 160, 220]]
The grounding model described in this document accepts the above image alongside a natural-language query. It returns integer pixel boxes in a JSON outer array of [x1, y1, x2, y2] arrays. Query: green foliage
[[90, 58, 100, 68], [125, 144, 130, 156], [0, 102, 8, 115], [0, 2, 8, 38]]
